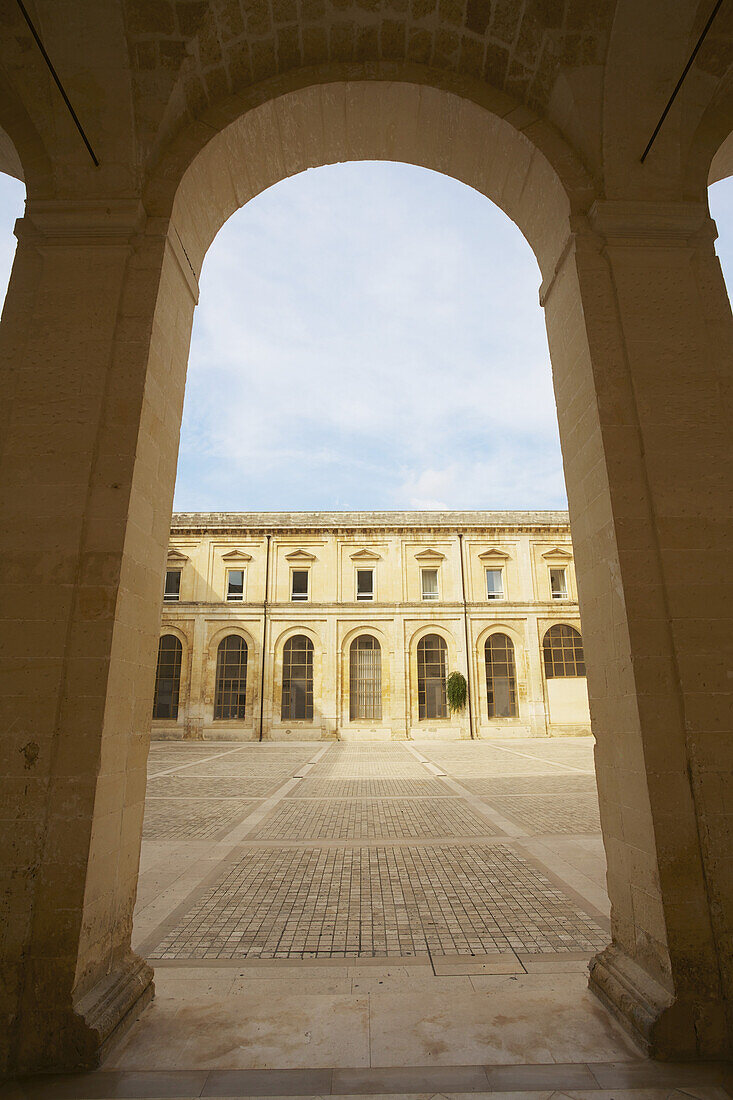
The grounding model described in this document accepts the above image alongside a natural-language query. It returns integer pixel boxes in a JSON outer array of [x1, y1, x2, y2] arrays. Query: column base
[[589, 945, 729, 1060], [11, 952, 154, 1074]]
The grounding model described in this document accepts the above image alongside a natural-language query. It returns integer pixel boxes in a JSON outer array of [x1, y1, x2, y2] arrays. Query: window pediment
[[542, 547, 573, 561], [167, 548, 189, 562], [222, 549, 252, 562], [478, 548, 510, 561], [285, 549, 317, 562], [350, 548, 382, 561], [414, 548, 445, 562]]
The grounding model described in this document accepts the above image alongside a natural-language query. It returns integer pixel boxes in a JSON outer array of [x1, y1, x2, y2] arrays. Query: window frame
[[281, 634, 314, 721], [290, 568, 310, 602], [416, 633, 449, 720], [484, 632, 518, 718], [485, 567, 504, 600], [163, 568, 181, 602], [549, 566, 569, 600], [543, 624, 586, 678], [349, 634, 382, 720], [152, 634, 182, 720], [226, 568, 245, 602], [421, 567, 440, 601], [356, 567, 375, 601], [213, 634, 248, 720]]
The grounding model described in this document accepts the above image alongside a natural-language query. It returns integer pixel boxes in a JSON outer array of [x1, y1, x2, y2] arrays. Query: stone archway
[[1, 57, 732, 1072]]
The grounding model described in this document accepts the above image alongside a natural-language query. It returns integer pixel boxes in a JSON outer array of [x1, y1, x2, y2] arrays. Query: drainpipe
[[258, 534, 271, 741], [458, 533, 475, 740]]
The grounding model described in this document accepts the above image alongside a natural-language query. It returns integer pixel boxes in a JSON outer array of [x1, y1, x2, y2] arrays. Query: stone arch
[[204, 625, 258, 722], [151, 627, 190, 729], [162, 73, 593, 283], [408, 624, 461, 733], [271, 624, 323, 729], [339, 626, 389, 733], [474, 622, 526, 728]]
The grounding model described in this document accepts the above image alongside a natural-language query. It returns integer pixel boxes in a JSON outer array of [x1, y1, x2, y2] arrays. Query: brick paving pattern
[[487, 793, 602, 834], [149, 843, 607, 959], [143, 797, 261, 840], [142, 737, 609, 960], [254, 797, 496, 839], [291, 778, 453, 797]]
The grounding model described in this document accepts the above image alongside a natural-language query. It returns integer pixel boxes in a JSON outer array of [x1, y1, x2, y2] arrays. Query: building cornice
[[170, 510, 571, 537]]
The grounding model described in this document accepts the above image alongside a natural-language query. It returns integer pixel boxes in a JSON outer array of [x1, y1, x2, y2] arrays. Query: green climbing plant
[[446, 671, 467, 713]]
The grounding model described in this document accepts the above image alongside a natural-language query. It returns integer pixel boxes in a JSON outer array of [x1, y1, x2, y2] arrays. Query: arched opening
[[484, 632, 518, 719], [3, 57, 731, 1074], [416, 633, 448, 720], [349, 634, 382, 721], [152, 635, 183, 721], [281, 634, 315, 721], [213, 635, 249, 720]]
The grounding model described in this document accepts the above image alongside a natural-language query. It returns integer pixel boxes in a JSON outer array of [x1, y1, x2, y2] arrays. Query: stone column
[[523, 614, 549, 738], [541, 200, 732, 1058], [0, 200, 198, 1072], [184, 614, 207, 740]]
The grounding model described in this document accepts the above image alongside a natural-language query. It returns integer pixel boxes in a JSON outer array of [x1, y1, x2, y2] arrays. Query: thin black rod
[[641, 0, 724, 163], [15, 0, 99, 167]]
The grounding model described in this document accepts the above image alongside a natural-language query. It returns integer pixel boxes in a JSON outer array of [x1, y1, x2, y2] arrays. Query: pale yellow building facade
[[155, 511, 591, 742]]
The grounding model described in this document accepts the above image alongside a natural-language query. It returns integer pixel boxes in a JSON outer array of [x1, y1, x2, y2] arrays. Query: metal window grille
[[485, 632, 518, 717], [214, 635, 248, 719], [349, 634, 382, 719], [153, 634, 182, 719], [543, 624, 586, 678], [417, 633, 448, 719], [164, 569, 181, 601], [281, 635, 314, 720]]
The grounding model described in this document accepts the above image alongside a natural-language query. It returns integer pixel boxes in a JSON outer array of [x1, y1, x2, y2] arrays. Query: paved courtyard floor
[[7, 739, 730, 1099]]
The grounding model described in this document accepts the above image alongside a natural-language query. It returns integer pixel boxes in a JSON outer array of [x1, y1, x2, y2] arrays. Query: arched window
[[214, 635, 248, 719], [153, 634, 182, 720], [485, 633, 518, 718], [350, 635, 382, 720], [281, 635, 314, 720], [543, 624, 586, 678], [417, 633, 448, 720]]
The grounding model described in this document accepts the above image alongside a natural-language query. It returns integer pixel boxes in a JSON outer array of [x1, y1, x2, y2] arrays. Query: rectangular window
[[550, 567, 568, 599], [421, 568, 439, 600], [485, 568, 504, 599], [226, 569, 244, 601], [291, 569, 309, 601], [164, 569, 181, 602], [356, 569, 374, 601]]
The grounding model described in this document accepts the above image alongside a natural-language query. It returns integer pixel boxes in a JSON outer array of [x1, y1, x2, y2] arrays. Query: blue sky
[[0, 165, 731, 512]]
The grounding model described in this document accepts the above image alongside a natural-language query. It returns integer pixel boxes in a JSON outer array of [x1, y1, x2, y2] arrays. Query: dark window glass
[[291, 570, 309, 601], [417, 633, 448, 719], [164, 569, 181, 601], [214, 635, 248, 719], [543, 624, 585, 678], [281, 635, 314, 720], [485, 633, 518, 718], [227, 569, 244, 600], [153, 634, 182, 719], [350, 634, 382, 719], [356, 569, 374, 600]]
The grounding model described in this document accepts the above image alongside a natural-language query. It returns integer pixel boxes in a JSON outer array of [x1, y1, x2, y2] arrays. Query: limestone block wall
[[153, 512, 591, 741]]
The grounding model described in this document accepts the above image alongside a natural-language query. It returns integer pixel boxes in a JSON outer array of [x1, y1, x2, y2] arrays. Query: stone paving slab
[[143, 798, 262, 840], [146, 775, 283, 799], [148, 843, 608, 960], [486, 794, 601, 835], [290, 778, 453, 798], [253, 798, 497, 839]]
